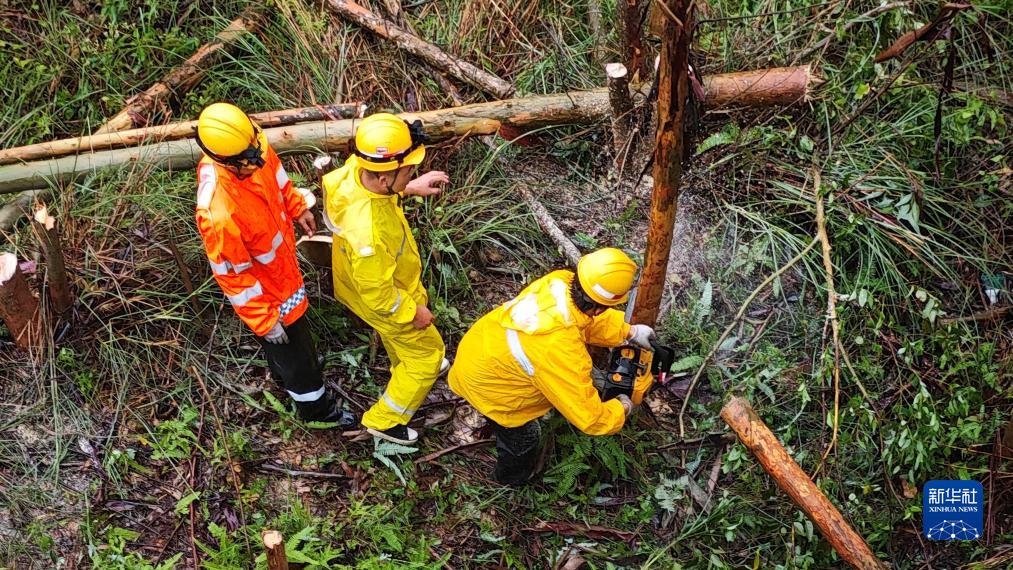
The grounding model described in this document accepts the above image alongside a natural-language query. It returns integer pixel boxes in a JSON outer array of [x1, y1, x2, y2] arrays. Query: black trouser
[[490, 419, 542, 486], [254, 315, 332, 421]]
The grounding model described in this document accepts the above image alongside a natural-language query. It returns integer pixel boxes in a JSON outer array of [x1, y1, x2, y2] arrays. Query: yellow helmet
[[576, 248, 637, 306], [196, 103, 265, 167], [352, 113, 427, 172]]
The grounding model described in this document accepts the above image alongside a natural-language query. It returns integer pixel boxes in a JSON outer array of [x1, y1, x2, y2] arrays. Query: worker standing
[[194, 102, 355, 427], [323, 113, 449, 445], [448, 248, 656, 485]]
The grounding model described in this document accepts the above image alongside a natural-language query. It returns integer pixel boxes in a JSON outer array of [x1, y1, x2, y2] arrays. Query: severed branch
[[95, 8, 266, 134], [814, 178, 841, 472], [722, 397, 886, 569], [325, 0, 515, 99], [33, 206, 73, 314], [481, 137, 582, 266]]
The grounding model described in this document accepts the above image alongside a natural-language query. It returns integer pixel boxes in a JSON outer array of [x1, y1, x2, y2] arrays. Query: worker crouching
[[323, 113, 449, 445], [449, 248, 655, 485], [194, 103, 355, 427]]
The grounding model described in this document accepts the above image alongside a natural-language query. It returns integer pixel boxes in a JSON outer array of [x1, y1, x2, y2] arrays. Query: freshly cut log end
[[721, 396, 886, 570], [262, 529, 283, 548], [0, 252, 42, 349], [33, 206, 55, 230], [605, 63, 628, 80]]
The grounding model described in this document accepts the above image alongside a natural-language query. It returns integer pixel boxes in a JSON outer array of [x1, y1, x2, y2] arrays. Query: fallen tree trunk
[[1, 104, 366, 166], [721, 396, 885, 570], [0, 253, 42, 349], [0, 67, 818, 193], [94, 8, 266, 134], [325, 0, 515, 99]]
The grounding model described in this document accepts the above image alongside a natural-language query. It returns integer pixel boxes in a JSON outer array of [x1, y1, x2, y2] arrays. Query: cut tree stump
[[606, 63, 635, 163], [33, 206, 73, 314], [94, 8, 266, 134], [721, 396, 886, 570], [0, 68, 819, 193], [261, 530, 289, 570], [325, 0, 515, 99], [0, 252, 42, 349]]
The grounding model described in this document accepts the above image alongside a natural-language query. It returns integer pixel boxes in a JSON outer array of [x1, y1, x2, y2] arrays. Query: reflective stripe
[[227, 281, 263, 307], [209, 259, 230, 275], [506, 329, 535, 376], [359, 246, 375, 256], [275, 164, 290, 189], [382, 392, 416, 416], [209, 258, 252, 276], [549, 278, 571, 323], [279, 286, 307, 318], [389, 290, 402, 314], [196, 164, 217, 209], [286, 385, 326, 402], [253, 231, 284, 265], [592, 283, 620, 301]]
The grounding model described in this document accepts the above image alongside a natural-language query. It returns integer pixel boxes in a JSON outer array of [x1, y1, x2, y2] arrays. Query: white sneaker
[[438, 358, 451, 377], [368, 425, 419, 445]]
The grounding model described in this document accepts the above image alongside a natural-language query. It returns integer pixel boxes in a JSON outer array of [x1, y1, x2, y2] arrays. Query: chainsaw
[[601, 341, 676, 403], [600, 285, 676, 404]]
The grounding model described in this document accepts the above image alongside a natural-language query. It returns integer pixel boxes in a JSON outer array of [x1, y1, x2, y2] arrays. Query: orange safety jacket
[[195, 137, 316, 336]]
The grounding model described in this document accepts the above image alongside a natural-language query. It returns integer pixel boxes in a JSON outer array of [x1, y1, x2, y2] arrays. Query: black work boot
[[296, 391, 358, 429], [367, 424, 419, 445], [492, 420, 541, 486]]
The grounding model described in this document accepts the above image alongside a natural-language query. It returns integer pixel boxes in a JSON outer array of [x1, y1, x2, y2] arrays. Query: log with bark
[[721, 396, 886, 570], [33, 206, 73, 314], [619, 0, 649, 79], [94, 8, 266, 134], [0, 252, 42, 349], [0, 67, 818, 194], [325, 0, 515, 99], [630, 0, 692, 328], [0, 104, 366, 166]]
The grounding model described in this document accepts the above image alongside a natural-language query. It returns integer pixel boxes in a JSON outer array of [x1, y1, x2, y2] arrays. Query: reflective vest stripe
[[209, 258, 252, 276], [227, 281, 264, 307], [389, 290, 402, 315], [275, 164, 290, 190], [505, 329, 535, 376], [382, 391, 416, 416], [253, 231, 284, 265], [286, 385, 325, 402], [279, 286, 306, 318]]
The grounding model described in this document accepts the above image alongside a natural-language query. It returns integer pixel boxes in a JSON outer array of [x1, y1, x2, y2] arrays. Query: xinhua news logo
[[922, 480, 984, 541]]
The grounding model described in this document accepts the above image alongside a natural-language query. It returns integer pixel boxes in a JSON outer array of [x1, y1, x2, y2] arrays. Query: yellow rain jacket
[[449, 270, 631, 435], [323, 156, 445, 431]]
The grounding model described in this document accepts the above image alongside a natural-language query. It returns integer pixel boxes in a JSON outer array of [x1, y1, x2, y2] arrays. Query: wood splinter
[[721, 396, 885, 570], [0, 252, 42, 349], [33, 206, 74, 314], [262, 529, 289, 570]]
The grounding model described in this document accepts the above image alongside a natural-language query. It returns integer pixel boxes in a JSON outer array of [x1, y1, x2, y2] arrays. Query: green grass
[[1, 0, 1011, 568]]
